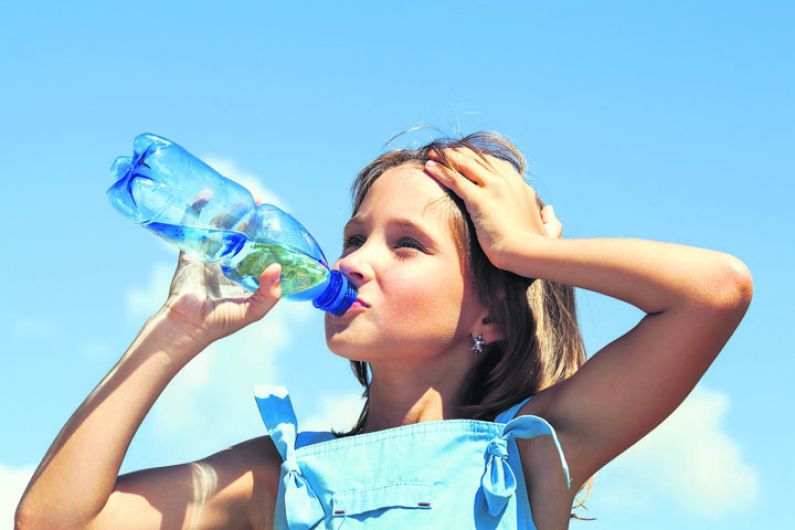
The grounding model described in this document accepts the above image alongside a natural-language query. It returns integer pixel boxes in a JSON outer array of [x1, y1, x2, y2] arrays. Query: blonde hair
[[332, 130, 595, 520]]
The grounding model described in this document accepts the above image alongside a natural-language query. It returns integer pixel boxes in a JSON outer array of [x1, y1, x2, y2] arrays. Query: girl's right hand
[[157, 249, 283, 350]]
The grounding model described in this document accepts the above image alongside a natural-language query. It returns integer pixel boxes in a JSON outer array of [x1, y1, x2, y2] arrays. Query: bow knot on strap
[[282, 456, 326, 530], [481, 435, 517, 516], [282, 456, 301, 474], [486, 438, 509, 459], [480, 414, 572, 517]]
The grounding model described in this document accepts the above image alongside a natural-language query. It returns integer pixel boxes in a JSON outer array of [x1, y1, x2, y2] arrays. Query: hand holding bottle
[[158, 249, 283, 351]]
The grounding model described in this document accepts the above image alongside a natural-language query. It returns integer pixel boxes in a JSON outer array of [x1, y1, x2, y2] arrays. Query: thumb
[[244, 263, 283, 321], [541, 205, 563, 238]]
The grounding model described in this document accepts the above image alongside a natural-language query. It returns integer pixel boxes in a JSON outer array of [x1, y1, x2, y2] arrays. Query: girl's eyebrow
[[344, 216, 438, 244]]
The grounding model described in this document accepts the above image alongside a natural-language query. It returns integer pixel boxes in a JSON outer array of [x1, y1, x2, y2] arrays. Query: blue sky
[[1, 1, 792, 528]]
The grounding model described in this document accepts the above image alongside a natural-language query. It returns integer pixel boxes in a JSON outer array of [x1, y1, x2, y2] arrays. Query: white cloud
[[0, 464, 34, 526], [150, 298, 312, 442], [594, 386, 759, 518], [301, 391, 367, 433], [125, 261, 174, 324]]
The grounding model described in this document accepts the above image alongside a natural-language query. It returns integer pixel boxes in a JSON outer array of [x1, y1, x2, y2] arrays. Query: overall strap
[[254, 385, 326, 530], [253, 385, 299, 461], [494, 395, 534, 424], [481, 398, 572, 517]]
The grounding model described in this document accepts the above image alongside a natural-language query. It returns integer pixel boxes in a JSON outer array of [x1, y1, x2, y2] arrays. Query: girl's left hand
[[424, 147, 562, 270]]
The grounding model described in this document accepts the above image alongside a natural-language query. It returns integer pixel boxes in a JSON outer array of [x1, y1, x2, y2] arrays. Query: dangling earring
[[472, 334, 486, 354]]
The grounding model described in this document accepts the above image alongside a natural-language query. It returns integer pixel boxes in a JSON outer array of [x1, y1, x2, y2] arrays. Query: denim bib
[[255, 385, 570, 530]]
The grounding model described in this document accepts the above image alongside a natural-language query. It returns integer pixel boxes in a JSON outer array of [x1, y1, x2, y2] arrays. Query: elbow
[[14, 506, 32, 530], [14, 499, 30, 530], [709, 256, 754, 310], [15, 511, 85, 530], [15, 506, 45, 530], [15, 504, 76, 530]]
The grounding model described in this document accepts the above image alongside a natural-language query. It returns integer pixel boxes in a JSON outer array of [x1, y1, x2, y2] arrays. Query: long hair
[[331, 130, 595, 519]]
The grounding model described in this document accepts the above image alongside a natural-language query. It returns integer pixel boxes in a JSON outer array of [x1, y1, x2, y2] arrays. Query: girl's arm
[[16, 311, 195, 527], [499, 236, 753, 492], [16, 311, 280, 530], [423, 148, 752, 494], [16, 252, 284, 529], [498, 236, 752, 314]]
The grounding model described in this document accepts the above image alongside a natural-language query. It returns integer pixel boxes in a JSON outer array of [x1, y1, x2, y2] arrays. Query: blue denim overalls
[[255, 385, 571, 530]]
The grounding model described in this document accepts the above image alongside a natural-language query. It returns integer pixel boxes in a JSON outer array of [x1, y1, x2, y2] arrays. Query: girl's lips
[[355, 297, 370, 308], [332, 298, 369, 318], [339, 299, 368, 316]]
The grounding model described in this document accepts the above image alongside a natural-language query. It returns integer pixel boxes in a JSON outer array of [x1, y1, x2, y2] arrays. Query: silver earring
[[472, 334, 486, 354]]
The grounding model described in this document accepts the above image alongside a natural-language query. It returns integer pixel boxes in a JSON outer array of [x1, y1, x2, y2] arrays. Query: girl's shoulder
[[230, 435, 283, 529]]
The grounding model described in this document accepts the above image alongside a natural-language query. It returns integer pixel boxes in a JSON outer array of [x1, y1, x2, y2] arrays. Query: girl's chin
[[326, 338, 374, 358]]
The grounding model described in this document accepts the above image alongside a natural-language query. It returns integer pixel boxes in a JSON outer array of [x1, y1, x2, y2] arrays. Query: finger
[[451, 148, 497, 173], [177, 249, 192, 266], [486, 155, 527, 185], [204, 263, 224, 299], [191, 188, 213, 210], [171, 250, 194, 285], [541, 205, 563, 238], [443, 148, 493, 185], [181, 188, 213, 222], [428, 148, 492, 187], [424, 160, 480, 200], [259, 262, 282, 298], [244, 262, 283, 321]]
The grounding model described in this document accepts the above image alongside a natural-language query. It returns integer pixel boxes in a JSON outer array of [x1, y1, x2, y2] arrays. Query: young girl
[[16, 132, 753, 530]]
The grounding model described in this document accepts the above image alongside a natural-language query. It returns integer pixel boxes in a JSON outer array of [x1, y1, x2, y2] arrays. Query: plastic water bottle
[[106, 133, 357, 316]]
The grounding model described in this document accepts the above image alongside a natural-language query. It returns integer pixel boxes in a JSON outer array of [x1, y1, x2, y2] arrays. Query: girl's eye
[[342, 236, 423, 252], [343, 235, 363, 249], [396, 238, 423, 250]]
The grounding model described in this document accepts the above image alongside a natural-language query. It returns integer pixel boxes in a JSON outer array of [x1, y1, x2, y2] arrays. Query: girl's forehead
[[365, 165, 447, 206], [355, 166, 451, 226]]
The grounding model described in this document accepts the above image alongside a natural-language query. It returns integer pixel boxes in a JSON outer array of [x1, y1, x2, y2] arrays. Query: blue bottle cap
[[312, 270, 358, 316]]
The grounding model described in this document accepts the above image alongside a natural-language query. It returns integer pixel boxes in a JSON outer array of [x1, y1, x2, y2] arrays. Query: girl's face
[[325, 163, 485, 364]]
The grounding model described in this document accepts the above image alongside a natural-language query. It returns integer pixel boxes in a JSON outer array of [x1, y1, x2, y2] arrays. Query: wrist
[[141, 309, 211, 362], [493, 233, 554, 276]]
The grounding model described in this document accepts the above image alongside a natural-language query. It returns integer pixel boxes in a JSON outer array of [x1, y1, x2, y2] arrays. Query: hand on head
[[424, 147, 563, 269]]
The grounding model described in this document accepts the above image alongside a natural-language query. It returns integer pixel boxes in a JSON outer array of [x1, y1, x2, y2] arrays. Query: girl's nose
[[336, 253, 372, 287]]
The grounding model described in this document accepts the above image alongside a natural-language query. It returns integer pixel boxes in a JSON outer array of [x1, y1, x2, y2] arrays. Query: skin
[[324, 163, 505, 433]]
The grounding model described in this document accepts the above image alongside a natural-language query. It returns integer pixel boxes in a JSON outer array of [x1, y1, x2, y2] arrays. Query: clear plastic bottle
[[106, 133, 356, 316]]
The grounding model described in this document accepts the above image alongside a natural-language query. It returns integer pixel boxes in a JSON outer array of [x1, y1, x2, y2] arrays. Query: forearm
[[500, 236, 752, 314], [16, 310, 205, 529]]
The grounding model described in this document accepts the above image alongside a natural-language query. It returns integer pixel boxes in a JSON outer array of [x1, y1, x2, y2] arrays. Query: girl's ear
[[473, 312, 502, 343]]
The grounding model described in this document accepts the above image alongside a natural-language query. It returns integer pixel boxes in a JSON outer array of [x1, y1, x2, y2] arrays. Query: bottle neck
[[313, 270, 357, 316]]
